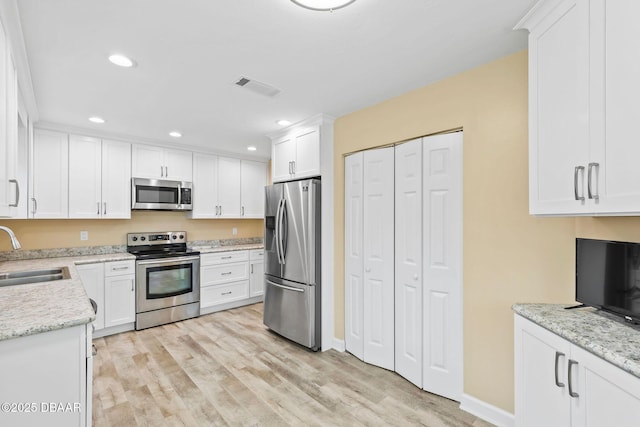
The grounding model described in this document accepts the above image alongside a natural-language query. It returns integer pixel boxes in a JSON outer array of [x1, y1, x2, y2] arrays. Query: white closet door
[[422, 132, 463, 401], [395, 138, 423, 387], [363, 147, 395, 370], [344, 152, 364, 360]]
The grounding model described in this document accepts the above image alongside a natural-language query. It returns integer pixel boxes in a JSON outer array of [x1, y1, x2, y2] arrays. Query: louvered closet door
[[344, 152, 364, 360], [422, 132, 463, 401], [395, 138, 423, 387], [362, 147, 395, 370]]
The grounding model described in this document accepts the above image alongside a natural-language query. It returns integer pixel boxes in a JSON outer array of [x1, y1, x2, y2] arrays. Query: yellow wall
[[0, 214, 263, 251], [333, 50, 577, 413]]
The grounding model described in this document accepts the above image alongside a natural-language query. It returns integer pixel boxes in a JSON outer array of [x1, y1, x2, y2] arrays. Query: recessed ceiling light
[[89, 117, 105, 124], [277, 120, 292, 127], [291, 0, 356, 11], [169, 131, 182, 138], [108, 54, 135, 68], [247, 146, 257, 151]]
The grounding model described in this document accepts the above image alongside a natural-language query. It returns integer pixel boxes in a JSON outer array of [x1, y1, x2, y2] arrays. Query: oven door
[[136, 255, 200, 313]]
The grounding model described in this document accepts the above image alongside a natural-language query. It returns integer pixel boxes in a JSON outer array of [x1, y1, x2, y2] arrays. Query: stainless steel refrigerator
[[263, 179, 321, 351]]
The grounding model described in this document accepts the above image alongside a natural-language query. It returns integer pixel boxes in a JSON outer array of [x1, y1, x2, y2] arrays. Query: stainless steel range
[[127, 231, 200, 330]]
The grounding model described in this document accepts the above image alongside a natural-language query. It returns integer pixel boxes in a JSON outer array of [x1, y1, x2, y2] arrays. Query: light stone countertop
[[513, 303, 640, 379], [192, 243, 264, 254], [0, 242, 262, 342]]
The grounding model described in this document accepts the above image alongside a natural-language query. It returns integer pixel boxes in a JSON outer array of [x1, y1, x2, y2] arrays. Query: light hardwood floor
[[93, 303, 494, 426]]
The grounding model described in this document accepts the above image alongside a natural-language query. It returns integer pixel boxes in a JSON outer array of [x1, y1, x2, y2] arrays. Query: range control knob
[[140, 236, 146, 241], [172, 234, 177, 240], [179, 234, 184, 239], [131, 236, 138, 242]]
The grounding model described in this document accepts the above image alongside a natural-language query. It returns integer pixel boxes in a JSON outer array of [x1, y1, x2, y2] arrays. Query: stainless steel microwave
[[131, 178, 193, 211]]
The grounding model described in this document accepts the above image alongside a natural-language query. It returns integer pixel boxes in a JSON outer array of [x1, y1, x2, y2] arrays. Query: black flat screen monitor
[[576, 238, 640, 322]]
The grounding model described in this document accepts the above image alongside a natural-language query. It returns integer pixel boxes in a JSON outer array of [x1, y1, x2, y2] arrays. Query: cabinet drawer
[[250, 249, 264, 261], [201, 281, 249, 307], [201, 262, 248, 286], [104, 260, 135, 277], [201, 250, 249, 265]]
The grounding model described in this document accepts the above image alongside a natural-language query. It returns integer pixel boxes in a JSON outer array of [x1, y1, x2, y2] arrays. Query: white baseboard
[[327, 338, 345, 352], [460, 393, 514, 427]]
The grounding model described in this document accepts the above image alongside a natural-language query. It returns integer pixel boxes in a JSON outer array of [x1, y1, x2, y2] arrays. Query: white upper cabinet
[[31, 129, 68, 218], [132, 144, 192, 181], [518, 0, 640, 215], [271, 125, 320, 182], [191, 153, 266, 219], [240, 160, 267, 218], [101, 139, 132, 218]]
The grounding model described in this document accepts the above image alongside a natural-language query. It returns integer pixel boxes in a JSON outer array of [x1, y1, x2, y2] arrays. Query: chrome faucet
[[0, 226, 21, 250]]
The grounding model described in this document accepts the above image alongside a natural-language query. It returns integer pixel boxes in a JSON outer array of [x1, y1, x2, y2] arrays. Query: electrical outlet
[[80, 231, 88, 241], [232, 227, 238, 235]]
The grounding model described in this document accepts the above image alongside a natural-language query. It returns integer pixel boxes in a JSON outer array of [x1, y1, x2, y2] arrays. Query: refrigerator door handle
[[266, 279, 305, 293], [275, 198, 284, 265], [280, 198, 288, 261]]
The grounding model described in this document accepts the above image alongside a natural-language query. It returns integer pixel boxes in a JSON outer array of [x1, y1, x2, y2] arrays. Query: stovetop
[[126, 231, 200, 259]]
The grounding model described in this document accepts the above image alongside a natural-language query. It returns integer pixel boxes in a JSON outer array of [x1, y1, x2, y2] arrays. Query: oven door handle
[[136, 255, 201, 266]]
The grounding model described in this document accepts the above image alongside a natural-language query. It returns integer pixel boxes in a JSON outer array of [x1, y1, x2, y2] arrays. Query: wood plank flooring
[[92, 303, 494, 426]]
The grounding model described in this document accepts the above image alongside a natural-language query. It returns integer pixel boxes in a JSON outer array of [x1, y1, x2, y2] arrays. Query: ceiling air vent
[[234, 76, 281, 98]]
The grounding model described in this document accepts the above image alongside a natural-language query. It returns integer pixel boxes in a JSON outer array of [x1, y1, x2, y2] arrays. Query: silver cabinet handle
[[8, 179, 19, 207], [292, 161, 296, 174], [31, 197, 37, 216], [97, 202, 100, 215], [165, 166, 168, 177], [251, 264, 254, 274], [221, 291, 232, 296], [587, 162, 600, 201], [221, 256, 232, 259], [574, 166, 585, 202], [219, 205, 222, 216], [160, 165, 164, 177], [112, 266, 129, 271], [242, 206, 245, 216], [554, 351, 565, 388], [103, 202, 107, 215], [568, 359, 579, 398], [131, 280, 134, 292], [221, 272, 232, 275]]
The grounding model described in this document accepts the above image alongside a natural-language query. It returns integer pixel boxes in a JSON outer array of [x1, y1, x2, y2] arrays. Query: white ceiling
[[16, 0, 536, 160]]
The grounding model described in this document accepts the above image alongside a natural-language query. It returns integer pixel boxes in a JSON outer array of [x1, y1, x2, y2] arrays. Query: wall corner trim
[[328, 338, 345, 352], [459, 393, 514, 427]]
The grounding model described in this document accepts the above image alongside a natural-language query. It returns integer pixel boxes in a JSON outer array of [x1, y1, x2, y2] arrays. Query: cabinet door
[[272, 135, 295, 182], [104, 274, 135, 327], [293, 126, 320, 179], [68, 135, 102, 218], [2, 50, 18, 218], [590, 0, 640, 214], [250, 261, 264, 297], [241, 160, 267, 218], [526, 0, 590, 215], [32, 129, 68, 218], [515, 315, 572, 427], [101, 139, 131, 219], [164, 148, 193, 181], [190, 153, 218, 218], [570, 344, 640, 427], [344, 152, 364, 361], [362, 147, 395, 371], [131, 144, 164, 179], [76, 263, 105, 331], [217, 157, 241, 218], [394, 138, 423, 388]]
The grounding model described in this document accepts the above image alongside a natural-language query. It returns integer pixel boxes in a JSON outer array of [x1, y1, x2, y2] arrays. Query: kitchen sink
[[0, 267, 70, 287]]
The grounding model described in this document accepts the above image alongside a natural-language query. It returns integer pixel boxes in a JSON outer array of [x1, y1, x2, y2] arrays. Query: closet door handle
[[554, 351, 565, 388], [587, 162, 599, 201], [568, 359, 579, 398], [574, 166, 585, 202]]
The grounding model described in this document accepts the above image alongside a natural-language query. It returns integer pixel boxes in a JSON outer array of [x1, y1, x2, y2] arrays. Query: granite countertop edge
[[513, 303, 640, 379], [0, 240, 263, 342]]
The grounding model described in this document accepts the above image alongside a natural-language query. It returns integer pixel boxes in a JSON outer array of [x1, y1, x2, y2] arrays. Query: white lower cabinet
[[249, 249, 264, 297], [200, 249, 263, 314], [0, 324, 92, 427], [515, 315, 640, 426], [77, 260, 135, 336]]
